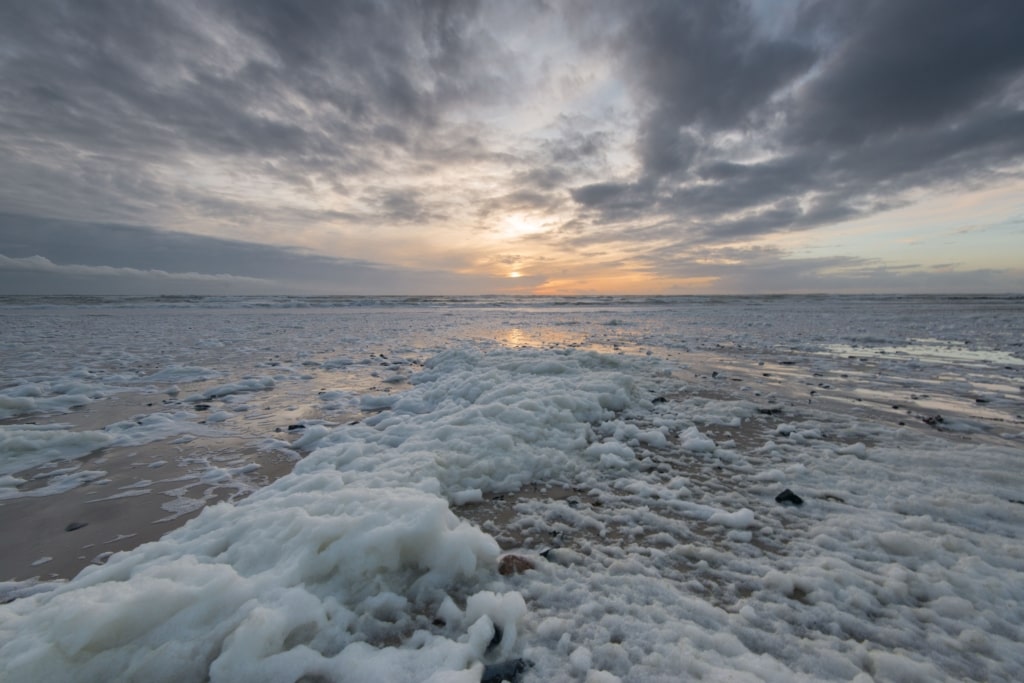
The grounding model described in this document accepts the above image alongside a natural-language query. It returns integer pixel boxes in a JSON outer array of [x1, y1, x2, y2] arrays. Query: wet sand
[[1, 434, 300, 583], [3, 344, 1019, 585]]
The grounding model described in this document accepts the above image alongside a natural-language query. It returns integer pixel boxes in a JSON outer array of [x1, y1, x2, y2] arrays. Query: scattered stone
[[652, 396, 667, 404], [540, 547, 585, 566], [775, 489, 804, 506], [779, 360, 796, 365], [287, 424, 305, 431], [923, 414, 945, 427], [194, 403, 211, 412], [757, 407, 782, 415], [498, 554, 535, 575], [711, 371, 719, 378], [65, 521, 88, 532], [481, 659, 533, 683]]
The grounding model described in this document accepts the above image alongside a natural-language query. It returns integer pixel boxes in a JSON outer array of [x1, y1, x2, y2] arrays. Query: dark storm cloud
[[790, 0, 1024, 145], [567, 0, 1024, 246], [619, 0, 814, 178], [0, 0, 507, 221]]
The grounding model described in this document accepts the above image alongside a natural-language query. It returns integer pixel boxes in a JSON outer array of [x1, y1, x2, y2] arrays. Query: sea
[[1, 295, 1022, 682]]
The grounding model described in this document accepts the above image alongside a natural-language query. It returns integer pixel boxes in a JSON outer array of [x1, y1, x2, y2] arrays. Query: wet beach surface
[[2, 296, 1023, 681], [4, 323, 1020, 583]]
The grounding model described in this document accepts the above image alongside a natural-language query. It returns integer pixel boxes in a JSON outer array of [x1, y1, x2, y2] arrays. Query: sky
[[1, 0, 1023, 296]]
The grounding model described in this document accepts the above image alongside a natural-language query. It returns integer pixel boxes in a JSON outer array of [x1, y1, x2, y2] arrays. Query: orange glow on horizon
[[529, 274, 721, 296]]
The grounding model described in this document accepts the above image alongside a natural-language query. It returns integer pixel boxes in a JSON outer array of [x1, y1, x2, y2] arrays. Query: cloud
[[0, 1, 1022, 293], [788, 0, 1024, 145], [0, 214, 522, 295], [618, 0, 815, 175], [0, 253, 281, 295], [562, 0, 1024, 249], [650, 246, 1024, 294], [0, 0, 511, 224]]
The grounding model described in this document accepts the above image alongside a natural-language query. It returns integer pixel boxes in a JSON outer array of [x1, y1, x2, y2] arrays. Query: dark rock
[[711, 371, 719, 378], [194, 403, 211, 412], [652, 396, 667, 404], [923, 414, 945, 427], [779, 360, 796, 365], [65, 521, 88, 532], [481, 659, 533, 683], [757, 408, 782, 415], [287, 424, 305, 431], [775, 489, 804, 506], [498, 554, 535, 576]]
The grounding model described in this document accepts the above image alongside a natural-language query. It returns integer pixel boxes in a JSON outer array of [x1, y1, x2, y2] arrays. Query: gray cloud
[[651, 246, 1024, 295], [619, 0, 815, 177], [564, 0, 1024, 248], [0, 254, 281, 296], [789, 0, 1024, 145], [0, 0, 508, 221], [0, 214, 516, 295], [0, 0, 1022, 293]]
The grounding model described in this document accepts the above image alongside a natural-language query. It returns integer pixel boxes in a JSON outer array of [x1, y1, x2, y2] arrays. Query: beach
[[1, 295, 1022, 681]]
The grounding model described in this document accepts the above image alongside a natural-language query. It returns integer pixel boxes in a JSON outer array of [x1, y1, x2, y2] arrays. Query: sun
[[508, 270, 522, 278], [499, 212, 543, 238]]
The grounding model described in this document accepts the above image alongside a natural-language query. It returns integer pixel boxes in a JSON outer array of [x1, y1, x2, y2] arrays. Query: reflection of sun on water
[[501, 326, 587, 349], [504, 328, 528, 347]]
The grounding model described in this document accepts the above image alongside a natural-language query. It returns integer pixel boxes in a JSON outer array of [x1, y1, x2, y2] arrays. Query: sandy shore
[[3, 346, 1019, 585], [0, 435, 302, 582]]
